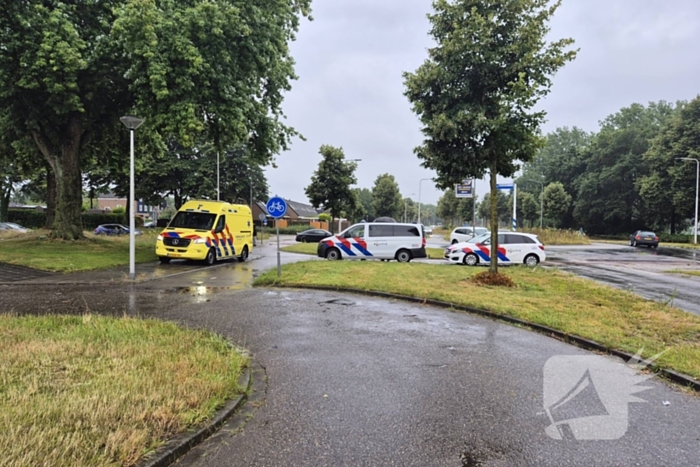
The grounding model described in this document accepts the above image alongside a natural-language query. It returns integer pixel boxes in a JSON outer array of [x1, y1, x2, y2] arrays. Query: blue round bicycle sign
[[266, 197, 287, 219]]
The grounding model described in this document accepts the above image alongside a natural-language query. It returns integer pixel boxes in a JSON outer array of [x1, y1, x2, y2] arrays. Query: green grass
[[666, 270, 700, 277], [280, 243, 318, 255], [255, 261, 700, 381], [0, 314, 248, 467], [0, 230, 159, 272]]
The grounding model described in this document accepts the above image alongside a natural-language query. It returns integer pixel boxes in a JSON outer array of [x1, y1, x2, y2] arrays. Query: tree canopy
[[372, 174, 403, 219], [404, 0, 576, 272], [0, 0, 311, 238], [305, 145, 357, 233]]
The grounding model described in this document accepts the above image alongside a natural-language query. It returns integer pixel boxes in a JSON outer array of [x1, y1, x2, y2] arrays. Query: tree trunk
[[670, 209, 676, 235], [45, 164, 57, 229], [33, 116, 84, 240], [489, 154, 499, 274], [0, 183, 10, 222]]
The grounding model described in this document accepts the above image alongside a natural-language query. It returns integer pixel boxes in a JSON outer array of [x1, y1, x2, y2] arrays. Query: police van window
[[394, 225, 420, 237], [369, 224, 393, 237], [215, 215, 226, 233], [344, 225, 365, 238]]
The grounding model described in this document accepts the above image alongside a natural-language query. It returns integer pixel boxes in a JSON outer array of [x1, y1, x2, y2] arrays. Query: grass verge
[[0, 314, 247, 467], [666, 270, 700, 277], [528, 228, 590, 245], [254, 261, 700, 380], [0, 231, 159, 272]]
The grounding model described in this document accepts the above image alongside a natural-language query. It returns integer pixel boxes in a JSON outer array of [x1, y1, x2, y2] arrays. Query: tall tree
[[404, 0, 577, 273], [0, 0, 311, 239], [372, 174, 403, 219], [639, 98, 699, 233], [573, 102, 677, 234], [305, 145, 358, 234], [520, 192, 539, 228], [353, 188, 375, 221], [516, 126, 592, 228], [542, 182, 571, 228]]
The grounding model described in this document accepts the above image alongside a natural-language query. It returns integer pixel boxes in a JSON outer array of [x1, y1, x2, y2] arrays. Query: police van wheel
[[204, 248, 217, 266], [396, 249, 412, 263], [464, 253, 478, 266], [238, 246, 249, 262], [159, 256, 171, 264], [326, 248, 341, 260]]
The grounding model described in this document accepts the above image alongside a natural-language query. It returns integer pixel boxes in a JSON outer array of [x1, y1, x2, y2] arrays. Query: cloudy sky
[[265, 0, 700, 206]]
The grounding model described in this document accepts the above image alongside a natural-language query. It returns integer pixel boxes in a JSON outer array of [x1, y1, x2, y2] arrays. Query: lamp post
[[417, 178, 431, 224], [120, 115, 145, 280], [677, 157, 699, 244]]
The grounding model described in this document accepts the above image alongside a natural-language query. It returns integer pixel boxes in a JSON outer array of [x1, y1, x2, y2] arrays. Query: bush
[[7, 210, 46, 229], [7, 210, 128, 231]]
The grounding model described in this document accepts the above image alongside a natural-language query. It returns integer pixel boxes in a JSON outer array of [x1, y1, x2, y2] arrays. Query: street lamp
[[676, 157, 699, 244], [120, 115, 145, 280], [417, 178, 432, 224]]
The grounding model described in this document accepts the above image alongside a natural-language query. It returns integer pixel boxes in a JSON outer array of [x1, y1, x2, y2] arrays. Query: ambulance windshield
[[168, 212, 217, 231]]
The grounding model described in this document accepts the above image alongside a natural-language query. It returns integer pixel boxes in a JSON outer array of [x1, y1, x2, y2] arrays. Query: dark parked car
[[94, 224, 143, 236], [629, 230, 659, 248], [295, 229, 332, 243]]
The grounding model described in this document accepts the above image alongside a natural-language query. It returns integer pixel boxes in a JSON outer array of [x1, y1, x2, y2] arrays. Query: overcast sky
[[265, 0, 700, 206]]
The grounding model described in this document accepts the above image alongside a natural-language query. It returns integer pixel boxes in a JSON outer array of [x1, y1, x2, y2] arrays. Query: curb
[[0, 255, 263, 287], [137, 364, 253, 467], [270, 284, 700, 393]]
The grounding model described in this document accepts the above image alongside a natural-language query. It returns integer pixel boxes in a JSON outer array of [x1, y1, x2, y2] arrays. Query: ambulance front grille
[[164, 238, 192, 247]]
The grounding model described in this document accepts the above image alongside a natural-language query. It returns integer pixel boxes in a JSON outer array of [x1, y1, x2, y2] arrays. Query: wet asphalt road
[[1, 245, 700, 465], [547, 243, 700, 315]]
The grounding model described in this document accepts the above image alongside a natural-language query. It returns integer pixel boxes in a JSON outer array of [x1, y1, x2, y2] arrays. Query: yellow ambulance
[[155, 200, 253, 265]]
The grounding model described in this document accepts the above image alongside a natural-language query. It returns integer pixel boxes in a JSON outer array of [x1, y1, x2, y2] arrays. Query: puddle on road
[[154, 285, 248, 304]]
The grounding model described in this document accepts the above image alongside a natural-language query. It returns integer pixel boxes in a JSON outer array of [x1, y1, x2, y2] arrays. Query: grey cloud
[[267, 0, 700, 206]]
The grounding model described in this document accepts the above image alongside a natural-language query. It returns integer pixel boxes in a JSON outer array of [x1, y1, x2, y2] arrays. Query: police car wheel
[[238, 246, 249, 262], [326, 248, 341, 260], [396, 250, 412, 263], [524, 254, 539, 267], [159, 256, 170, 264], [464, 253, 478, 266], [204, 248, 217, 266]]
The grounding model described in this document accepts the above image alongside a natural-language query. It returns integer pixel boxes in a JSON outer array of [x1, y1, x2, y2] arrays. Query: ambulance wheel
[[238, 245, 249, 262], [396, 249, 412, 263], [204, 248, 217, 266], [159, 256, 170, 264], [326, 248, 341, 260], [464, 253, 479, 266]]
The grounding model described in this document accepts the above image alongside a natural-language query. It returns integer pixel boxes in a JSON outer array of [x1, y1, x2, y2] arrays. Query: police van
[[317, 222, 427, 262], [156, 200, 253, 265]]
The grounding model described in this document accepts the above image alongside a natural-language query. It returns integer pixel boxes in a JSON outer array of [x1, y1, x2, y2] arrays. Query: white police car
[[444, 232, 545, 266]]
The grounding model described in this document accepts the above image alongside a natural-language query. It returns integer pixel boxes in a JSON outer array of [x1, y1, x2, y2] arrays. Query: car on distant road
[[0, 222, 29, 233], [295, 229, 332, 243], [450, 226, 489, 244], [629, 230, 659, 248], [445, 232, 545, 267], [94, 224, 142, 236]]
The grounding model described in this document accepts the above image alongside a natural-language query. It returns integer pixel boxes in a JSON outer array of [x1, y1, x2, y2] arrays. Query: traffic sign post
[[266, 197, 288, 276]]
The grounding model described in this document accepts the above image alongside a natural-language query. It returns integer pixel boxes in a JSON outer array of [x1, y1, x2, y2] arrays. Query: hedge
[[8, 209, 135, 230]]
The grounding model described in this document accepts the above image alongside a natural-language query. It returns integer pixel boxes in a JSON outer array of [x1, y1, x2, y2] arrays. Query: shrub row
[[7, 209, 141, 230]]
